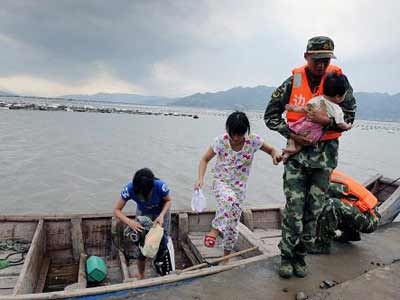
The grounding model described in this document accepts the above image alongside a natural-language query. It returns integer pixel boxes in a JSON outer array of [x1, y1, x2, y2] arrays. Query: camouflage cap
[[306, 36, 336, 59]]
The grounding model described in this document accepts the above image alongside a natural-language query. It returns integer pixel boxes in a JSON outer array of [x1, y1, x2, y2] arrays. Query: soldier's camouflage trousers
[[279, 159, 332, 258], [317, 198, 379, 243]]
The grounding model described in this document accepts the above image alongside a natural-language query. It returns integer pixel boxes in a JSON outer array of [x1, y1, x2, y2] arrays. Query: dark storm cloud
[[0, 1, 399, 96], [0, 1, 209, 85]]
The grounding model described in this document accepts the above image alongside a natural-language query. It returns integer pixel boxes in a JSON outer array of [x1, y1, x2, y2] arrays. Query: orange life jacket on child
[[330, 170, 378, 218], [287, 64, 343, 141]]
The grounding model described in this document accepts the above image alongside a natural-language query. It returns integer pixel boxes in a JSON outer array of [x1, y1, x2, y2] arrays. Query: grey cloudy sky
[[0, 0, 399, 97]]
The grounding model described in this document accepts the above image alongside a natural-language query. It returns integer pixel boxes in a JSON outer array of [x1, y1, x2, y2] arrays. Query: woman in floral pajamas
[[194, 111, 281, 256]]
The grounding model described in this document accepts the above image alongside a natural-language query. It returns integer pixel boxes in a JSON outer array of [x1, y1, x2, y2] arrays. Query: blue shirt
[[120, 179, 170, 215]]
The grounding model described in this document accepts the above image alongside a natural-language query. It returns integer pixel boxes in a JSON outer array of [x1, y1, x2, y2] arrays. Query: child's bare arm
[[260, 142, 282, 165], [194, 147, 216, 190]]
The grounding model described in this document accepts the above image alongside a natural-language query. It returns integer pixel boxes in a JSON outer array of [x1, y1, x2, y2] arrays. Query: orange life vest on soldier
[[330, 170, 378, 217], [287, 64, 343, 141]]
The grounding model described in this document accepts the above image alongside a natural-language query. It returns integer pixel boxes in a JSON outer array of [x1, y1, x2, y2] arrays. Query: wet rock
[[296, 291, 308, 300]]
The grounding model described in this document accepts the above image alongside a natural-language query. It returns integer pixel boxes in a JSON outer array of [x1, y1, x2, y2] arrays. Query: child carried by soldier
[[283, 72, 352, 161]]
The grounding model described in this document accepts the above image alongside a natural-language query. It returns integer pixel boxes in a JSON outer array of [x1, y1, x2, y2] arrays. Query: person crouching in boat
[[114, 168, 172, 279], [310, 170, 380, 254], [194, 111, 282, 259]]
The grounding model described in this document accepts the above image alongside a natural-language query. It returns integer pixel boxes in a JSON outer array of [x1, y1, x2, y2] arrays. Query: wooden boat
[[0, 173, 399, 300]]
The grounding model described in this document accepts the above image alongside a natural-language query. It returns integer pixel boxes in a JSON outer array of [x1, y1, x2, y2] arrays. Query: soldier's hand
[[290, 133, 313, 146]]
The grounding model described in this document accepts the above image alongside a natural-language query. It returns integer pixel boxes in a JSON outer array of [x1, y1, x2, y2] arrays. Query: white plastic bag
[[140, 224, 164, 258], [191, 189, 207, 213]]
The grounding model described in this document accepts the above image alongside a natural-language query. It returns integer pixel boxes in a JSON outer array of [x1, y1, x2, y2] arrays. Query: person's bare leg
[[137, 259, 146, 280], [283, 138, 298, 154], [282, 139, 302, 162], [207, 227, 219, 238], [222, 249, 231, 264]]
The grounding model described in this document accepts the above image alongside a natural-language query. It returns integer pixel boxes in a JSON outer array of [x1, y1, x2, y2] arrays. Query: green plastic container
[[86, 256, 107, 282]]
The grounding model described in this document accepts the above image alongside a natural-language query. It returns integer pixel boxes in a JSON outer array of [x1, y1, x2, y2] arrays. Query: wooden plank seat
[[13, 220, 46, 295], [187, 232, 240, 263]]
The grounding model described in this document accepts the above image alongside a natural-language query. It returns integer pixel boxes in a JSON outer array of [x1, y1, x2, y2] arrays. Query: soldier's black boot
[[278, 256, 293, 278], [335, 229, 361, 242], [292, 256, 308, 278]]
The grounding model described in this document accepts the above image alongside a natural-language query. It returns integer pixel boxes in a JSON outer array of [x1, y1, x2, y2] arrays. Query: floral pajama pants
[[211, 180, 245, 251]]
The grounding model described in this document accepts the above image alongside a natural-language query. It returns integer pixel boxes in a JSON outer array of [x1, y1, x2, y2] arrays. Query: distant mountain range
[[0, 90, 17, 96], [62, 87, 400, 122], [2, 87, 400, 122]]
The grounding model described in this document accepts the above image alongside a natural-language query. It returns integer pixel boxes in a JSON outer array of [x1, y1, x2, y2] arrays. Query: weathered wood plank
[[185, 231, 204, 236], [186, 234, 205, 263], [394, 213, 400, 223], [0, 222, 37, 242], [110, 217, 119, 259], [77, 253, 87, 289], [45, 263, 78, 292], [187, 233, 227, 259], [0, 288, 13, 296], [188, 213, 215, 233], [253, 229, 281, 239], [45, 220, 71, 251], [34, 257, 50, 293], [127, 259, 157, 280], [178, 213, 189, 244], [45, 249, 74, 265], [0, 276, 18, 289], [0, 209, 216, 222], [237, 223, 273, 256], [363, 173, 383, 190], [251, 209, 281, 230], [180, 241, 200, 266], [105, 259, 123, 284], [378, 185, 400, 226], [81, 219, 111, 251], [118, 251, 130, 282], [197, 247, 224, 259], [13, 219, 46, 295], [71, 218, 85, 263], [241, 209, 254, 231]]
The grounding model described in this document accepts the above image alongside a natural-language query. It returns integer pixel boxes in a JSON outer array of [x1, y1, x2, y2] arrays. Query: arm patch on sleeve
[[161, 183, 169, 193], [121, 186, 130, 200]]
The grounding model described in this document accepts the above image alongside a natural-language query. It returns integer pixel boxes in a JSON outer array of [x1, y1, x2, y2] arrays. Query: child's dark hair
[[323, 73, 347, 97], [226, 111, 250, 137], [132, 168, 155, 199]]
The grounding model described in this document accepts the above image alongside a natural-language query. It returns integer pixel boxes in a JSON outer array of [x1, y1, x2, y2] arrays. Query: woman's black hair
[[132, 168, 156, 199], [225, 111, 250, 137], [323, 73, 347, 97]]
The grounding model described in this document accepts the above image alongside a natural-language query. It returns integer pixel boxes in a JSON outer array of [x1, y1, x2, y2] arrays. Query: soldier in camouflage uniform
[[264, 36, 356, 278], [311, 180, 380, 254]]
